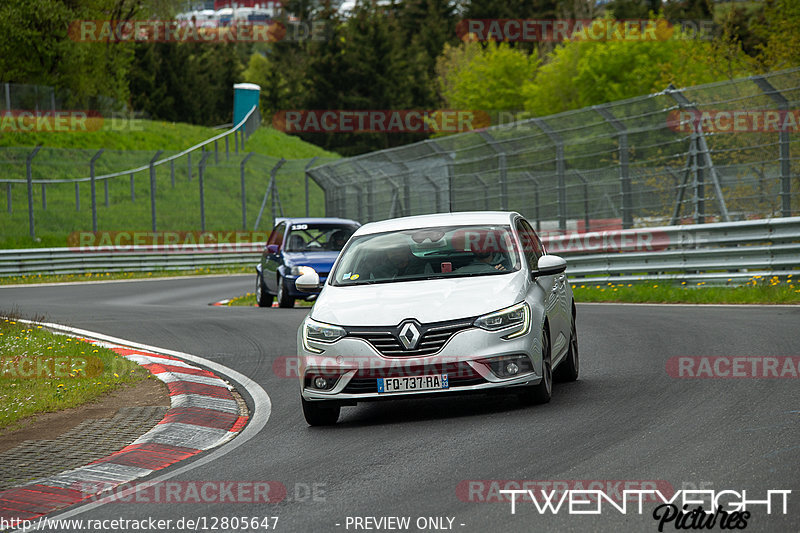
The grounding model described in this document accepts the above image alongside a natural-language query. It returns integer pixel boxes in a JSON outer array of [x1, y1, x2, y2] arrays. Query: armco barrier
[[0, 218, 798, 282], [542, 217, 800, 283]]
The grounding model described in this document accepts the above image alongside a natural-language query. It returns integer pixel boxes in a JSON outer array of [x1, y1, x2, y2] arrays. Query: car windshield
[[331, 225, 521, 286], [284, 223, 357, 252]]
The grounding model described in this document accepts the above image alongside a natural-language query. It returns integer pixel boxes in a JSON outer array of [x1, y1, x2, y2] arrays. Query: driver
[[371, 241, 421, 280], [472, 250, 508, 271], [328, 230, 349, 251]]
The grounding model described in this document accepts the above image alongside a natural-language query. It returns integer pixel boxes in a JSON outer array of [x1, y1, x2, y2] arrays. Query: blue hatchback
[[256, 217, 360, 307]]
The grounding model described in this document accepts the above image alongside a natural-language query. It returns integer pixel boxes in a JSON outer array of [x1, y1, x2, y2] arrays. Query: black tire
[[302, 398, 340, 426], [554, 313, 579, 382], [520, 325, 552, 405], [277, 276, 295, 308], [256, 271, 274, 307]]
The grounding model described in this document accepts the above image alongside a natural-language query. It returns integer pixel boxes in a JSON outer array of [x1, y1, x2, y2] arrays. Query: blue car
[[256, 217, 360, 307]]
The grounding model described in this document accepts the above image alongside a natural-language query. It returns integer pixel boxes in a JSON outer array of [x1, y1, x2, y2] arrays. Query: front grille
[[342, 361, 485, 394], [346, 319, 474, 357]]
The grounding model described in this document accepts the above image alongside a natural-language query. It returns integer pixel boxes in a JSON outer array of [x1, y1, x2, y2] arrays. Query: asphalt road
[[2, 276, 799, 533]]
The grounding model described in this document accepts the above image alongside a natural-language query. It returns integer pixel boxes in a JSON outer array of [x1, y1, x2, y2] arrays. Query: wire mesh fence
[[308, 67, 800, 236], [0, 107, 337, 242]]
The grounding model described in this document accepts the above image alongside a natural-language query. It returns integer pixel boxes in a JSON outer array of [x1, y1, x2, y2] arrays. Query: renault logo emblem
[[398, 322, 421, 350]]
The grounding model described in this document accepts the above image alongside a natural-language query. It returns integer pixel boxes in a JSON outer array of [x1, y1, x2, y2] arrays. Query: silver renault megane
[[294, 211, 578, 425]]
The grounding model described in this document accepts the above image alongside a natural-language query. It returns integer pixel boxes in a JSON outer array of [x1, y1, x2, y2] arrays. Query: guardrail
[[0, 218, 798, 282], [542, 217, 800, 283]]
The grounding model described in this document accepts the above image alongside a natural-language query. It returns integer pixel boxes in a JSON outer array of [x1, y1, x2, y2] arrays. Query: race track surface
[[3, 276, 798, 533]]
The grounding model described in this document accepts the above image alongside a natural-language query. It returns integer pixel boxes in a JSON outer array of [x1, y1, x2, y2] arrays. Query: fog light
[[478, 354, 533, 378], [314, 377, 328, 389]]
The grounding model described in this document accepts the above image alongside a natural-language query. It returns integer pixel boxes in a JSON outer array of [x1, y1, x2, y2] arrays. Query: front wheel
[[277, 276, 295, 308], [302, 398, 340, 426], [554, 313, 579, 382], [256, 272, 273, 307], [520, 326, 552, 405]]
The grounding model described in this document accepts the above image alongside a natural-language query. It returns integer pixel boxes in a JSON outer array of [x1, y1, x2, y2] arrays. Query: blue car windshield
[[284, 223, 357, 252], [331, 225, 521, 286]]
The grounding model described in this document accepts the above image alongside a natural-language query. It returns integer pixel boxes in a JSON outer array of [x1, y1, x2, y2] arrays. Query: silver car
[[295, 212, 578, 425]]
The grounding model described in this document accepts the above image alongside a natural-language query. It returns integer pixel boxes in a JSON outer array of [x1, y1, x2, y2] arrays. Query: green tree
[[752, 0, 800, 72], [0, 0, 136, 108], [436, 39, 539, 112], [522, 21, 753, 116]]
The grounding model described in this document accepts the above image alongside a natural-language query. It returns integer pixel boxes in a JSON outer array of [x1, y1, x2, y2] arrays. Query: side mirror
[[266, 244, 279, 255], [531, 255, 567, 277], [295, 270, 322, 293]]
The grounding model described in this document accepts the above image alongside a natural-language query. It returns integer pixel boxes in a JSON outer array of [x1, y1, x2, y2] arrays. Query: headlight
[[302, 318, 346, 353], [290, 266, 316, 276], [473, 302, 530, 339]]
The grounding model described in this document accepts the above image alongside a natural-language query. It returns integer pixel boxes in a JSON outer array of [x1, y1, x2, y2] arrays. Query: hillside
[[0, 120, 339, 248]]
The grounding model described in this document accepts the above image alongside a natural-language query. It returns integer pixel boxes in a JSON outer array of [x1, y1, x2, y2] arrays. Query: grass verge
[[572, 276, 800, 304], [226, 292, 313, 307], [0, 314, 149, 431]]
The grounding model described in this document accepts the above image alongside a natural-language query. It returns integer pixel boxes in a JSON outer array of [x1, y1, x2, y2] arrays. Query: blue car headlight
[[473, 302, 530, 339], [302, 317, 346, 353]]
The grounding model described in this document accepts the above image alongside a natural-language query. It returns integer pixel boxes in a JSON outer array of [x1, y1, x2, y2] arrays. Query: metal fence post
[[752, 75, 792, 216], [594, 105, 632, 229], [254, 158, 285, 231], [130, 173, 135, 201], [187, 152, 192, 182], [532, 118, 566, 232], [427, 141, 454, 213], [479, 131, 508, 210], [26, 145, 41, 239], [214, 140, 219, 165], [524, 172, 541, 232], [75, 183, 80, 211], [149, 150, 164, 232], [240, 153, 254, 230], [4, 83, 10, 111], [199, 152, 210, 232], [241, 129, 246, 151], [41, 183, 46, 210], [170, 159, 175, 188], [573, 169, 591, 232], [104, 179, 109, 208], [304, 156, 319, 217], [90, 149, 104, 233], [235, 129, 239, 154], [225, 136, 229, 161], [6, 183, 11, 214]]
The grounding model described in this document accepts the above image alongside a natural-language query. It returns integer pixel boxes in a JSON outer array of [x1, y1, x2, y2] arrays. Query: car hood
[[283, 251, 339, 271], [310, 272, 528, 326]]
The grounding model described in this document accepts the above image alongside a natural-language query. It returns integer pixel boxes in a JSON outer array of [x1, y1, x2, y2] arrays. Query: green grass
[[572, 275, 800, 304], [0, 315, 148, 431], [0, 123, 339, 249], [226, 292, 312, 307], [0, 267, 251, 285]]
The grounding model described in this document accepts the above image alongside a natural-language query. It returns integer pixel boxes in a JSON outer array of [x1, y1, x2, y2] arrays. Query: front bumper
[[297, 325, 543, 403]]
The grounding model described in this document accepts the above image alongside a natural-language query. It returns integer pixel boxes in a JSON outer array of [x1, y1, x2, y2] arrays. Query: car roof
[[275, 217, 360, 229], [353, 211, 520, 236]]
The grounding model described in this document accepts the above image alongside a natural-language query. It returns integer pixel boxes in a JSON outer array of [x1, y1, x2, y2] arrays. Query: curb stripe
[[165, 381, 232, 398], [0, 325, 250, 523], [158, 407, 240, 430]]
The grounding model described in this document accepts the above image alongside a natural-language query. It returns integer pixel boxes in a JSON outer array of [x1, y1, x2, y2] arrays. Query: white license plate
[[377, 374, 449, 393]]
